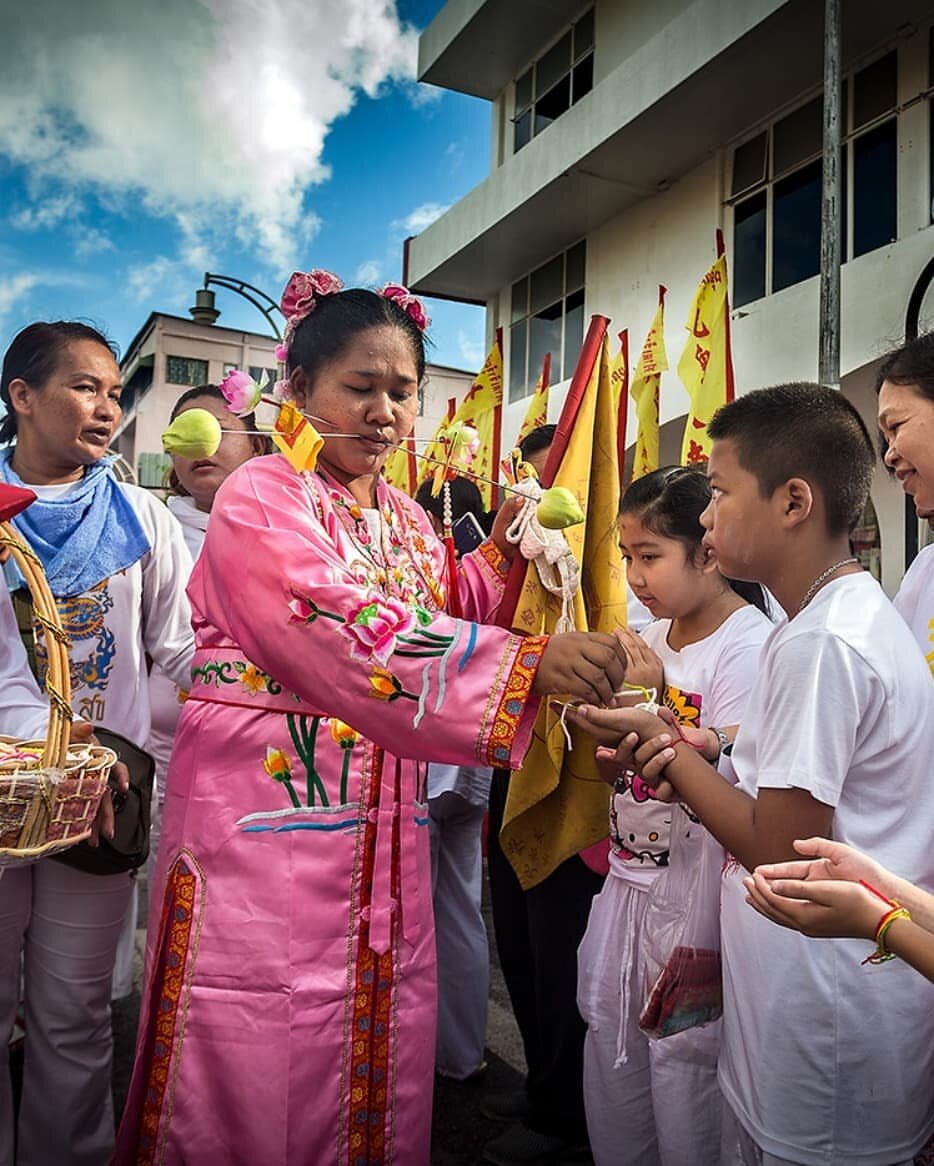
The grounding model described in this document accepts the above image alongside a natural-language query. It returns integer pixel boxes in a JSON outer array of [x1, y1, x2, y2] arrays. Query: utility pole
[[819, 0, 841, 387]]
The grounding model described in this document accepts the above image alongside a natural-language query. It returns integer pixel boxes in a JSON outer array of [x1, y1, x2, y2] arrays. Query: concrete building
[[407, 0, 934, 591], [113, 311, 473, 489]]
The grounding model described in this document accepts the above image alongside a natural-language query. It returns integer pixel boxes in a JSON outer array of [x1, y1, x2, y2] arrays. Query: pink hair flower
[[380, 283, 430, 332], [280, 269, 344, 340], [219, 368, 264, 417]]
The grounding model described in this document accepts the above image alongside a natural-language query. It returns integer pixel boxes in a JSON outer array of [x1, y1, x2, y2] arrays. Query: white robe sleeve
[[0, 588, 48, 740]]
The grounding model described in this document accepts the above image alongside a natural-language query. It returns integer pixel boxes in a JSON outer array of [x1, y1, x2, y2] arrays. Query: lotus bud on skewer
[[161, 409, 223, 459], [219, 368, 266, 417], [536, 486, 584, 530]]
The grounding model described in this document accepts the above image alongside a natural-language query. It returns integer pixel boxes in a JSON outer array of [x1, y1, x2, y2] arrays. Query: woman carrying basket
[[0, 322, 195, 1166]]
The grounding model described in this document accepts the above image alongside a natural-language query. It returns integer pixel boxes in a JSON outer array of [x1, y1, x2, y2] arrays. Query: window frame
[[728, 46, 900, 307], [512, 9, 595, 155]]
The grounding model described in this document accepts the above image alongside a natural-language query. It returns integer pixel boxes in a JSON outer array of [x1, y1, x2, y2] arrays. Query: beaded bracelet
[[861, 897, 912, 965]]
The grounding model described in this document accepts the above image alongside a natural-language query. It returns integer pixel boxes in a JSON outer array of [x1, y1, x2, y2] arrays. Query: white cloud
[[73, 225, 115, 258], [457, 329, 484, 370], [126, 257, 183, 304], [10, 193, 81, 231], [395, 201, 450, 235], [0, 273, 42, 322], [0, 0, 420, 269], [355, 259, 383, 286]]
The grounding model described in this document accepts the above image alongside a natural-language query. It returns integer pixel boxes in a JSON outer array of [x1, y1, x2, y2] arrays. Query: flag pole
[[615, 329, 629, 483], [496, 314, 610, 630]]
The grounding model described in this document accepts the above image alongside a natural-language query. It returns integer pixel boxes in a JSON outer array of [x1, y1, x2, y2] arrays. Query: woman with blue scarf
[[0, 322, 195, 1166]]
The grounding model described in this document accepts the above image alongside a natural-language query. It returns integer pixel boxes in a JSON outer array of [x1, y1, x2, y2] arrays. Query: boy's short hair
[[707, 383, 875, 535]]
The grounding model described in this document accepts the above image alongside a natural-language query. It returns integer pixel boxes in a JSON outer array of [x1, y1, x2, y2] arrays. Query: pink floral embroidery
[[339, 595, 417, 666]]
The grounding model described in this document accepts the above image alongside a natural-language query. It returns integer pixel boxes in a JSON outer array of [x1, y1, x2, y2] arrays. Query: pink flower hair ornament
[[279, 268, 345, 343], [380, 283, 431, 332]]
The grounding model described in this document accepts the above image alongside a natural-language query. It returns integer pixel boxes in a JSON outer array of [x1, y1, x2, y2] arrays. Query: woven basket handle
[[0, 521, 72, 770]]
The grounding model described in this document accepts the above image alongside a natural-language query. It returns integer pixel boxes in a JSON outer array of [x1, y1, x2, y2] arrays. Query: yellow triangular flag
[[678, 252, 730, 464], [515, 352, 551, 450], [630, 293, 668, 479], [418, 335, 503, 508]]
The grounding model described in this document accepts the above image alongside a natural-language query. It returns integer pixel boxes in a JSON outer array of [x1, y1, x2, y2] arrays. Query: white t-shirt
[[720, 571, 934, 1164], [0, 587, 48, 740], [894, 542, 934, 674], [27, 481, 194, 749], [608, 604, 770, 880]]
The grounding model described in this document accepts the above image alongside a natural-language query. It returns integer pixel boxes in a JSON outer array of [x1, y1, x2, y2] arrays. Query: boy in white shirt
[[570, 383, 934, 1165]]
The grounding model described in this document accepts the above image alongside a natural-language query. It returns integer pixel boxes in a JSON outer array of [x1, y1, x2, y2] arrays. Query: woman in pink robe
[[114, 277, 625, 1165]]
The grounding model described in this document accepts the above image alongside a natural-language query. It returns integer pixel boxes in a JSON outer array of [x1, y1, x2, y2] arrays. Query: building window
[[730, 49, 898, 307], [513, 9, 593, 154], [249, 365, 277, 386], [509, 241, 585, 402], [166, 356, 209, 386]]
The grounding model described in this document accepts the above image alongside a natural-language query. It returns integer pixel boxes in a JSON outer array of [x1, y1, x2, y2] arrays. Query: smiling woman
[[0, 320, 195, 1165]]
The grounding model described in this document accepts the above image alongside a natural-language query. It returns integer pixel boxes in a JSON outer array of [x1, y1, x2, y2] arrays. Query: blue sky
[[0, 0, 488, 371]]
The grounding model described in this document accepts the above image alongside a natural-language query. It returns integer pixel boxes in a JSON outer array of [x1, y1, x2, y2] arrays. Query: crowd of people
[[0, 271, 932, 1166]]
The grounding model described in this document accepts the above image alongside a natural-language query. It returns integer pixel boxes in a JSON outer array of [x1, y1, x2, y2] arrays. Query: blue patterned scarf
[[0, 449, 151, 598]]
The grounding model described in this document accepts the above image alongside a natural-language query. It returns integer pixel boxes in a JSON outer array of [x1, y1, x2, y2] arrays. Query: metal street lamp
[[190, 273, 284, 340]]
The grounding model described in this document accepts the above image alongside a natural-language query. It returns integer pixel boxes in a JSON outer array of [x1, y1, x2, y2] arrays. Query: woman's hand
[[751, 837, 896, 897], [614, 627, 663, 695], [490, 496, 524, 561], [533, 632, 627, 705], [69, 721, 129, 846]]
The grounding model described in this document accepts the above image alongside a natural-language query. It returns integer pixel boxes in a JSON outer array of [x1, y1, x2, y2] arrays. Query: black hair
[[1, 321, 117, 444], [166, 383, 270, 495], [414, 474, 486, 525], [287, 289, 427, 386], [874, 331, 934, 402], [620, 466, 769, 614], [707, 383, 875, 536], [518, 423, 556, 461]]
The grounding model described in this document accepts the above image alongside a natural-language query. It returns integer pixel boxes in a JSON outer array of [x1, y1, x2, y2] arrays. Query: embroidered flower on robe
[[329, 718, 360, 748], [263, 747, 292, 782], [367, 668, 403, 701], [340, 595, 417, 666], [239, 664, 267, 694]]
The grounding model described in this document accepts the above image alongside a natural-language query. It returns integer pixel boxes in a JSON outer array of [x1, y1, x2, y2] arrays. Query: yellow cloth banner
[[500, 332, 628, 889], [272, 401, 324, 475], [630, 298, 668, 479], [418, 336, 503, 508], [678, 253, 729, 465], [514, 353, 551, 451]]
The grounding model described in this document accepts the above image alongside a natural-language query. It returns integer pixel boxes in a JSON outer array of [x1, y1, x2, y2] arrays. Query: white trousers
[[0, 860, 134, 1166], [578, 874, 722, 1166], [428, 791, 489, 1079]]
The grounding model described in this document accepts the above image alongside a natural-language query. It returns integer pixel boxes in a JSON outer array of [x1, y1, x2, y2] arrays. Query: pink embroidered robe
[[114, 456, 545, 1166]]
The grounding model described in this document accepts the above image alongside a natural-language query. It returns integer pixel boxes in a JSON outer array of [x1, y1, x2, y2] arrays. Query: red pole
[[490, 327, 504, 510]]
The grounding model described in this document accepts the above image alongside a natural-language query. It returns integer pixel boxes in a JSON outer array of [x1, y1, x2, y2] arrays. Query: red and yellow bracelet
[[859, 880, 912, 965]]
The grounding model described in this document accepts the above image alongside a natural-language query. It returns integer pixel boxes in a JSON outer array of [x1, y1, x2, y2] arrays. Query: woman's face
[[171, 395, 264, 511], [878, 380, 934, 520], [291, 324, 419, 503], [9, 339, 122, 477]]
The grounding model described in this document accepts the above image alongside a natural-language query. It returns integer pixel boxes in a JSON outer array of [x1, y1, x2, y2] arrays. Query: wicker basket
[[0, 520, 116, 862]]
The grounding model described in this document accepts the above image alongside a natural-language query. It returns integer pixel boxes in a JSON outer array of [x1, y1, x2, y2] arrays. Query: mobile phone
[[452, 511, 486, 556]]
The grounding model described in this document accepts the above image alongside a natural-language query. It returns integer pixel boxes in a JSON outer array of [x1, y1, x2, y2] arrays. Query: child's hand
[[753, 837, 897, 899], [743, 869, 882, 941], [564, 702, 668, 748], [614, 627, 663, 694]]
